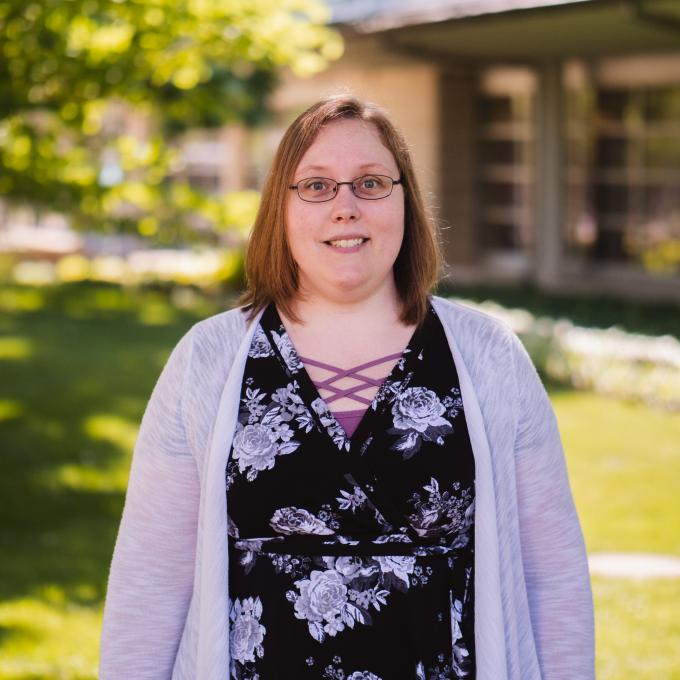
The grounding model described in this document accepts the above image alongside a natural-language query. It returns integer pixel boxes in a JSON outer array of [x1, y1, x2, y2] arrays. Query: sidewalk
[[588, 552, 680, 579]]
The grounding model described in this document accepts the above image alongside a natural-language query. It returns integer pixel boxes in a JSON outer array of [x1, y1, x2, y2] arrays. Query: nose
[[330, 183, 360, 223]]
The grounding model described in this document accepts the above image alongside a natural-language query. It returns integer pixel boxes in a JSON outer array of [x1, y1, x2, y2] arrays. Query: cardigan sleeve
[[99, 327, 200, 680], [510, 332, 595, 680]]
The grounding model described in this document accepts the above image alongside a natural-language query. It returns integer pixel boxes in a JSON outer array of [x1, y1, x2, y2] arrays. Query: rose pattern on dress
[[278, 553, 391, 643], [388, 387, 456, 459], [228, 383, 316, 484], [290, 569, 354, 641], [392, 387, 448, 432], [375, 555, 416, 587], [248, 326, 275, 359], [332, 555, 376, 581], [232, 423, 280, 479], [270, 507, 334, 536], [229, 596, 265, 677], [407, 477, 474, 541], [271, 328, 304, 373], [277, 548, 429, 643]]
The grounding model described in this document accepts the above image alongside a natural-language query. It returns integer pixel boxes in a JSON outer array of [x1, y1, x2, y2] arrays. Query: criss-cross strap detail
[[298, 352, 403, 406]]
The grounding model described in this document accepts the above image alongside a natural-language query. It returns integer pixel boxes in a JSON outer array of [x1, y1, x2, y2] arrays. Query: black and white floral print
[[228, 382, 311, 484], [229, 596, 265, 678], [248, 326, 275, 359], [284, 551, 413, 643], [336, 485, 368, 514], [312, 397, 351, 451], [227, 302, 475, 678], [271, 329, 304, 373], [407, 478, 475, 540], [322, 656, 383, 680], [270, 507, 335, 536], [389, 386, 455, 459]]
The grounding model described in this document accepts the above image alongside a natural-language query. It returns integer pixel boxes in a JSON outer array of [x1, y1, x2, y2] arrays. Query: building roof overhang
[[332, 0, 680, 61]]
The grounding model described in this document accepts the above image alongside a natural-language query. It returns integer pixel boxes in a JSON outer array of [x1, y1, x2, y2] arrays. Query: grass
[[592, 577, 680, 680], [0, 282, 222, 679], [1, 282, 678, 679], [552, 388, 680, 557]]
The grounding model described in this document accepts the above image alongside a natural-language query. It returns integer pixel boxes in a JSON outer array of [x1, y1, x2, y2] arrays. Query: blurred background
[[1, 0, 679, 677]]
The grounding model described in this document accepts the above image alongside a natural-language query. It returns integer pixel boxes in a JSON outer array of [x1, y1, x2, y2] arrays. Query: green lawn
[[1, 283, 678, 679]]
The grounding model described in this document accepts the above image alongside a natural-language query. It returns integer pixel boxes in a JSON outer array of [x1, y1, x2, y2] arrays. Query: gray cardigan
[[100, 295, 595, 679]]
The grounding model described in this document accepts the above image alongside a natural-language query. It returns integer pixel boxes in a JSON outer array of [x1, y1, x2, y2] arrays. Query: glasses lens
[[352, 175, 392, 199], [352, 175, 392, 200], [297, 177, 337, 202]]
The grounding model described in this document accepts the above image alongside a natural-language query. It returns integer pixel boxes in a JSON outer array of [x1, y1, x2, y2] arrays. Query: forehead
[[295, 118, 397, 175]]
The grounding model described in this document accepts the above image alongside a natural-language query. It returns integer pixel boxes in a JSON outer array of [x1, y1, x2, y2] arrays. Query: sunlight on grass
[[553, 390, 680, 556], [136, 299, 178, 325], [30, 414, 137, 493], [0, 400, 24, 422], [83, 414, 138, 453], [0, 595, 100, 680], [0, 288, 45, 313], [0, 336, 33, 360], [29, 413, 143, 492], [40, 462, 130, 493], [593, 576, 680, 679], [62, 287, 137, 319]]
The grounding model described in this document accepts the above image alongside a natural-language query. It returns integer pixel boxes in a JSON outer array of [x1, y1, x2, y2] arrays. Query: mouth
[[324, 237, 369, 249]]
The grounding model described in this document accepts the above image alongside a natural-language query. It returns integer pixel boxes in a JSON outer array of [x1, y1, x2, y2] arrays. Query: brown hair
[[240, 94, 441, 326]]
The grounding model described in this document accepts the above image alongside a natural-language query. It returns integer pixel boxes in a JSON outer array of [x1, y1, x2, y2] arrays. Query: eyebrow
[[296, 162, 394, 176]]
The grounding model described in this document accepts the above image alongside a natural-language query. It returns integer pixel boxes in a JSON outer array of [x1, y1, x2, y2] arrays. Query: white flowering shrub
[[451, 297, 680, 412]]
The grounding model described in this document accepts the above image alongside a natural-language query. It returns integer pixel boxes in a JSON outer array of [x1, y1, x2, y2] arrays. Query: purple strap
[[298, 352, 402, 406]]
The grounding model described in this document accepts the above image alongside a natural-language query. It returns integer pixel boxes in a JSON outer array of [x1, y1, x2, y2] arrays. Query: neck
[[286, 280, 404, 329]]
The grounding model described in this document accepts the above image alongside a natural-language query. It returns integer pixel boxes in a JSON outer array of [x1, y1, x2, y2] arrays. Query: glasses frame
[[288, 174, 403, 203]]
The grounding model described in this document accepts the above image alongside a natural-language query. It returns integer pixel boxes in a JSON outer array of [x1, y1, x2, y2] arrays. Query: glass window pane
[[564, 60, 680, 277]]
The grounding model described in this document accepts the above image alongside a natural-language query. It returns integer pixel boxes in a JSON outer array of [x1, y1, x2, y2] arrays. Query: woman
[[100, 95, 595, 680]]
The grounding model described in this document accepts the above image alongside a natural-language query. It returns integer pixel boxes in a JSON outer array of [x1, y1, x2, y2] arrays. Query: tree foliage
[[0, 0, 342, 240]]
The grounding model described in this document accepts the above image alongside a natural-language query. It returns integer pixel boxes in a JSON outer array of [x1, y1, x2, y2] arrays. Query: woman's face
[[285, 118, 405, 306]]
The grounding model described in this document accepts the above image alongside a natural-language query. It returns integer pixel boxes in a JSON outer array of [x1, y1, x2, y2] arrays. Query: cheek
[[382, 205, 406, 252], [284, 203, 308, 258]]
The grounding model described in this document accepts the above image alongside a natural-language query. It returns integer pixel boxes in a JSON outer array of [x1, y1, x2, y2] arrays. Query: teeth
[[328, 238, 364, 248]]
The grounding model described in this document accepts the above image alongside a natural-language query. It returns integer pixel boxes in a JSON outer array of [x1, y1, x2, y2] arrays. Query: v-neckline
[[262, 302, 427, 450]]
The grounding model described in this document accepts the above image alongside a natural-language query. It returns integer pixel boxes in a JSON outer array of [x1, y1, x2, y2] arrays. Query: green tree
[[0, 0, 342, 241]]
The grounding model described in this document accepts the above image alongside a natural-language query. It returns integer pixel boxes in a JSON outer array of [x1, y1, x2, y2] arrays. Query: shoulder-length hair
[[240, 94, 441, 326]]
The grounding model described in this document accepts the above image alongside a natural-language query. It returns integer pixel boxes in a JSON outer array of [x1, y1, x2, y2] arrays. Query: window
[[476, 67, 536, 255], [565, 57, 680, 277]]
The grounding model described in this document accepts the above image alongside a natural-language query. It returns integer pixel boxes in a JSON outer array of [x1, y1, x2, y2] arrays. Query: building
[[263, 0, 680, 302]]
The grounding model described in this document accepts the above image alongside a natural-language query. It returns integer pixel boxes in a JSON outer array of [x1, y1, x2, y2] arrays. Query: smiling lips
[[325, 237, 369, 249]]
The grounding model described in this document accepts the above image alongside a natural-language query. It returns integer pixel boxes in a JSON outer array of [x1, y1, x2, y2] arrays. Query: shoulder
[[190, 305, 249, 343], [430, 294, 515, 344], [430, 295, 524, 400], [178, 305, 250, 377]]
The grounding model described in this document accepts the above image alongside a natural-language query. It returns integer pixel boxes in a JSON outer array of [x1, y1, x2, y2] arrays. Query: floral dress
[[226, 302, 476, 680]]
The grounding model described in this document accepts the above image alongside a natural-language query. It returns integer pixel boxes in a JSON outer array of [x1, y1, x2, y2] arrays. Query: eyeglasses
[[289, 174, 403, 203]]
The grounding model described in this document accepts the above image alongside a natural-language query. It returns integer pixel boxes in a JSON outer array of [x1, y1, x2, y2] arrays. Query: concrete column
[[534, 60, 564, 288]]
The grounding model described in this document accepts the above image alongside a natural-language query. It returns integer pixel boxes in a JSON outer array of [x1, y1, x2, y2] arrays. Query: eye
[[303, 178, 331, 193], [359, 175, 386, 191]]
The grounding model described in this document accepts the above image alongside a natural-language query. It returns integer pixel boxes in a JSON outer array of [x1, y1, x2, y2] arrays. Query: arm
[[510, 332, 595, 680], [99, 328, 200, 679]]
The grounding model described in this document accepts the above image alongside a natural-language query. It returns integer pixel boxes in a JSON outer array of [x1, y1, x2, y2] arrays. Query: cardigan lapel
[[431, 296, 509, 680], [197, 307, 265, 680]]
